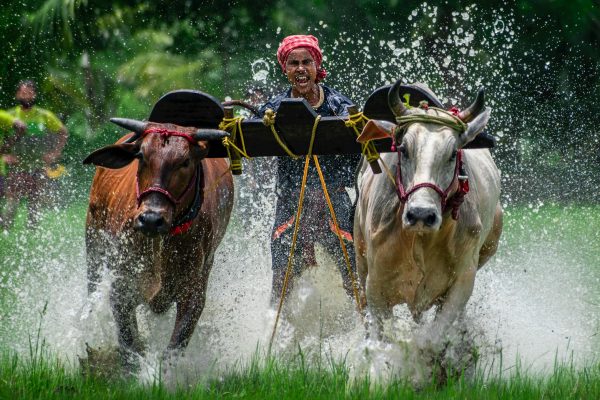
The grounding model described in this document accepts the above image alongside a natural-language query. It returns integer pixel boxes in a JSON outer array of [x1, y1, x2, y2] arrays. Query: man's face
[[16, 85, 36, 108], [285, 48, 317, 96]]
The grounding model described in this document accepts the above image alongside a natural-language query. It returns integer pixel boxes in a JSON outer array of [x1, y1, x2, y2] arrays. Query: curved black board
[[149, 89, 224, 128], [134, 85, 493, 158], [363, 83, 496, 149]]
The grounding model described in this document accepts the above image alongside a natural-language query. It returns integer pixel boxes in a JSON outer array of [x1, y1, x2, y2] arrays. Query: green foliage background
[[1, 0, 599, 203]]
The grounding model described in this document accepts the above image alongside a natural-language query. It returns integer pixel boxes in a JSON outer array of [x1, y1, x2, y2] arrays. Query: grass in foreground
[[2, 347, 600, 400]]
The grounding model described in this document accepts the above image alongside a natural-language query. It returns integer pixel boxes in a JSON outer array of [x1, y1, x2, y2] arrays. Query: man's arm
[[41, 110, 68, 165], [43, 126, 68, 165], [0, 111, 26, 163]]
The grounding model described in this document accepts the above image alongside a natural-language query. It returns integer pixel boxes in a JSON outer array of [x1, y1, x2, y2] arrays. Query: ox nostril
[[138, 214, 147, 224], [406, 207, 438, 227], [406, 210, 417, 225], [424, 213, 437, 227], [137, 212, 166, 232]]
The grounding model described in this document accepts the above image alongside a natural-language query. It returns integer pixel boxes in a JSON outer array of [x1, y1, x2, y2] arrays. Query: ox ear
[[457, 107, 491, 148], [357, 120, 397, 144], [83, 142, 141, 169]]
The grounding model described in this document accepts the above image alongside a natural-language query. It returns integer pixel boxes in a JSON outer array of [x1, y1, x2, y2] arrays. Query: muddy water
[[1, 2, 598, 386], [0, 169, 598, 385]]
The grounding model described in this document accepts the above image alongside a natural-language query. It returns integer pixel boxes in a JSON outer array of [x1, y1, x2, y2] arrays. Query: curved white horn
[[459, 87, 486, 122], [388, 79, 408, 117]]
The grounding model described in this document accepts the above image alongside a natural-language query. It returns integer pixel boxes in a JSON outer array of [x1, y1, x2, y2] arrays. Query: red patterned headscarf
[[276, 34, 327, 82]]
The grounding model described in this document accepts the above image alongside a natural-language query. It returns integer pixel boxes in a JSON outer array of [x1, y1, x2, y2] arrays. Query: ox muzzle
[[134, 196, 174, 236]]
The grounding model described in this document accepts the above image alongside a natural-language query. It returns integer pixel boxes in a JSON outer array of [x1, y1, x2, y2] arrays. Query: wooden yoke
[[148, 90, 391, 158], [143, 86, 494, 162]]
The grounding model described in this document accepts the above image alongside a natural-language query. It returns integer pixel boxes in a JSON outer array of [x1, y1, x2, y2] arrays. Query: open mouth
[[295, 75, 309, 86]]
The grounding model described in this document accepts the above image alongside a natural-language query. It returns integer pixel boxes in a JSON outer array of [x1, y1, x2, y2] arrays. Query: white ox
[[354, 81, 503, 347]]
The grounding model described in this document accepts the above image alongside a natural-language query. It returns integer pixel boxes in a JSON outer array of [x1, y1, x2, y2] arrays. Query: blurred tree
[[0, 0, 597, 201]]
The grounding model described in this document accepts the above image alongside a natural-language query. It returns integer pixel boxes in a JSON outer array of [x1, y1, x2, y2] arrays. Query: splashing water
[[1, 3, 599, 387]]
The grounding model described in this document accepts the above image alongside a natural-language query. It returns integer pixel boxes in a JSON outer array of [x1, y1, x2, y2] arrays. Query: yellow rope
[[262, 108, 300, 159], [269, 115, 321, 353], [345, 111, 380, 164], [313, 155, 363, 314], [221, 136, 251, 159], [219, 116, 251, 174], [395, 107, 467, 133]]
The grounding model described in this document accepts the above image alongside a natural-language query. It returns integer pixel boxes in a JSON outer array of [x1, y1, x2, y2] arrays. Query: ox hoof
[[79, 344, 122, 381], [117, 347, 142, 376]]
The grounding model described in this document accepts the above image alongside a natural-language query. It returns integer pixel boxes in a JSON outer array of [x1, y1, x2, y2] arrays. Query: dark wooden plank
[[207, 98, 370, 158], [363, 83, 495, 149], [140, 86, 493, 159], [363, 84, 444, 123], [148, 89, 224, 128]]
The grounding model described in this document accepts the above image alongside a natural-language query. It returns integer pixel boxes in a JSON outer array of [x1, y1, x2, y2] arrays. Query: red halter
[[134, 127, 204, 235], [395, 148, 469, 220]]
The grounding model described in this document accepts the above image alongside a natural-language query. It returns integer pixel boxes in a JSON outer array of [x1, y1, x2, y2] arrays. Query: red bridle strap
[[135, 128, 198, 207], [135, 168, 197, 207], [395, 149, 469, 220], [143, 127, 197, 144]]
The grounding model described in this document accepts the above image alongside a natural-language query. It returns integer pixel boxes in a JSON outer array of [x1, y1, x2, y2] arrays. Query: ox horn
[[388, 79, 409, 117], [192, 129, 230, 141], [110, 118, 148, 143], [458, 87, 486, 123]]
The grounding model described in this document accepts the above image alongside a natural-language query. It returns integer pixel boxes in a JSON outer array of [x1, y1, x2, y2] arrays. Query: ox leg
[[110, 281, 144, 370], [421, 265, 479, 383], [365, 298, 393, 340], [427, 264, 477, 350], [85, 227, 105, 294], [166, 254, 212, 353], [166, 292, 206, 352], [478, 204, 503, 268]]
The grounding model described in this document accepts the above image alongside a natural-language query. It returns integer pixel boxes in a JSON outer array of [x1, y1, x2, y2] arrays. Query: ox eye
[[180, 159, 191, 169], [399, 145, 409, 159]]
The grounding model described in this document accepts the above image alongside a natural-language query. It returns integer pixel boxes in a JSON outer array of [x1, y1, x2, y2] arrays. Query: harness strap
[[395, 149, 469, 220], [170, 163, 205, 235], [143, 127, 197, 143], [345, 111, 380, 164], [391, 107, 470, 220], [134, 127, 207, 236], [314, 155, 363, 313], [269, 115, 321, 353], [136, 158, 197, 207]]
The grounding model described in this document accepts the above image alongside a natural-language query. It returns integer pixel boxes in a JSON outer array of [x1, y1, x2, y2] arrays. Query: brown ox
[[354, 81, 503, 351], [84, 118, 233, 366]]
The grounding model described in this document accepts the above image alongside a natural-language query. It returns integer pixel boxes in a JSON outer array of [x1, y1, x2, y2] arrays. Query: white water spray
[[1, 3, 598, 387]]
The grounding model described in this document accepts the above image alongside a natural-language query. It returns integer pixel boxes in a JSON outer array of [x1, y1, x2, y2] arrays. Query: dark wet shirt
[[257, 85, 361, 197]]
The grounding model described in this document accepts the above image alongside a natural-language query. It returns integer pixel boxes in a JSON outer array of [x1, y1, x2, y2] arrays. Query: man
[[258, 35, 361, 303], [0, 80, 68, 229], [0, 111, 26, 198]]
